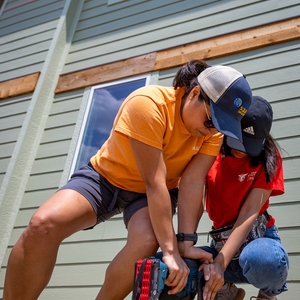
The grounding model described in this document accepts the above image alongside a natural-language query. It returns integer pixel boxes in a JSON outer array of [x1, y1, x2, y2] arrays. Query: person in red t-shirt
[[177, 96, 289, 300]]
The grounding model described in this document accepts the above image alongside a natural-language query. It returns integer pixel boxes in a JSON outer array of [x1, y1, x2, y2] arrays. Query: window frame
[[69, 74, 151, 176]]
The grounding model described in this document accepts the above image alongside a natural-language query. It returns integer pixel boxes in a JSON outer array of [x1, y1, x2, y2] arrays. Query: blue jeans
[[202, 225, 289, 296]]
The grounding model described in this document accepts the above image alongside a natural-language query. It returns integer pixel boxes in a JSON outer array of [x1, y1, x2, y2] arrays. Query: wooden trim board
[[0, 17, 299, 99], [55, 17, 300, 93], [0, 73, 40, 100]]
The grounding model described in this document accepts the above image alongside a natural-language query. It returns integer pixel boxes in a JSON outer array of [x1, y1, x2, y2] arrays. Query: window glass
[[72, 76, 149, 172]]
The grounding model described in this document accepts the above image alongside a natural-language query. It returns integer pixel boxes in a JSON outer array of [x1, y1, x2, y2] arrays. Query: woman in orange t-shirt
[[2, 61, 252, 300]]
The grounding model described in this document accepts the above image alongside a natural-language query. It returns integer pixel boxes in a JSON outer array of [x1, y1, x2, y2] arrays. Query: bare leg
[[96, 206, 159, 300], [3, 189, 97, 300]]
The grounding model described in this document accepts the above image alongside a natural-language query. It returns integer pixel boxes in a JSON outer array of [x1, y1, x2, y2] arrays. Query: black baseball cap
[[226, 96, 273, 156]]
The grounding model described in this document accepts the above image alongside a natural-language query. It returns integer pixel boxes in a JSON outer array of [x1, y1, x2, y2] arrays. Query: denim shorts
[[59, 163, 178, 228]]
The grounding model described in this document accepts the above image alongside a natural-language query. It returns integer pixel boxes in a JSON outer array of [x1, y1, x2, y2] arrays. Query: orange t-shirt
[[91, 85, 223, 192]]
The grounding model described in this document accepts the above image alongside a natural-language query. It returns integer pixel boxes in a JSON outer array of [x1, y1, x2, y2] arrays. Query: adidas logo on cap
[[243, 126, 255, 135]]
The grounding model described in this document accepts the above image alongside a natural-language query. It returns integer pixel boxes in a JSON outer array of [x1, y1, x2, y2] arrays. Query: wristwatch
[[176, 232, 198, 245]]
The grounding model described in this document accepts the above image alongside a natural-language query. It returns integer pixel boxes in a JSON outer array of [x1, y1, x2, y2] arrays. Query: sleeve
[[114, 95, 165, 150], [253, 154, 284, 196], [198, 132, 224, 156]]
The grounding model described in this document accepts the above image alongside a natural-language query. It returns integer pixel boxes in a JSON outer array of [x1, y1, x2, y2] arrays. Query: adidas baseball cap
[[198, 65, 252, 142], [226, 96, 273, 156]]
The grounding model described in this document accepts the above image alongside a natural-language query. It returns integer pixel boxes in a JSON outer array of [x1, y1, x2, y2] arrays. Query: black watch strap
[[176, 232, 198, 245]]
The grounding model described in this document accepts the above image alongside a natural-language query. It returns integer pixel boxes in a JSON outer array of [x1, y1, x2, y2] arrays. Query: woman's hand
[[199, 260, 224, 300], [162, 253, 190, 295]]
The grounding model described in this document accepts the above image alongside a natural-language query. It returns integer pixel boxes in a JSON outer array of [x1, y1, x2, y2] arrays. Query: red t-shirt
[[206, 153, 284, 229]]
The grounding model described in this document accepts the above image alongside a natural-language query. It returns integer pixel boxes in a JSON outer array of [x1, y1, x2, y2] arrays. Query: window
[[70, 75, 150, 173]]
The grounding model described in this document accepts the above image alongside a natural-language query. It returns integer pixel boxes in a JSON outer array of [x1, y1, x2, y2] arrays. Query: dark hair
[[173, 60, 210, 104], [222, 135, 281, 183]]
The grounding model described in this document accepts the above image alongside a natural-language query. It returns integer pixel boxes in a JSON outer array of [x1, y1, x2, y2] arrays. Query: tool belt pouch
[[209, 214, 267, 260]]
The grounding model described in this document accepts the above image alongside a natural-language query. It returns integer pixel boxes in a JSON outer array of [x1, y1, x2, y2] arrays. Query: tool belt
[[209, 211, 269, 259]]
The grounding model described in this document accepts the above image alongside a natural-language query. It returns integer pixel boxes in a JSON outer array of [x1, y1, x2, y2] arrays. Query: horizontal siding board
[[282, 158, 300, 180], [253, 81, 299, 105], [0, 113, 26, 131], [46, 263, 109, 286], [0, 63, 45, 82], [272, 117, 300, 139], [277, 137, 300, 159], [31, 156, 67, 175], [28, 287, 102, 300], [241, 280, 300, 300], [20, 188, 59, 209], [279, 227, 300, 254], [273, 181, 300, 203], [50, 98, 82, 115], [26, 171, 63, 192], [271, 98, 300, 120], [268, 203, 300, 228], [0, 143, 15, 158], [0, 98, 31, 117], [246, 66, 300, 90], [36, 140, 72, 159], [51, 240, 128, 265], [45, 111, 79, 130], [0, 157, 10, 173], [0, 128, 22, 144], [41, 125, 76, 144]]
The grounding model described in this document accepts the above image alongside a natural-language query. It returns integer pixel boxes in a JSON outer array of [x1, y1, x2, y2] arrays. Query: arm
[[177, 153, 216, 261], [129, 137, 189, 294], [203, 188, 271, 300]]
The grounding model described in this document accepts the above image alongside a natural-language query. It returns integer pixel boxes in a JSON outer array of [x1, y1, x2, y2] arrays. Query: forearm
[[214, 209, 260, 270], [177, 183, 204, 233], [146, 184, 179, 256]]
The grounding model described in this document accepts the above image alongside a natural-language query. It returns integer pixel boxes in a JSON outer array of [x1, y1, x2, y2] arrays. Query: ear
[[189, 85, 201, 99]]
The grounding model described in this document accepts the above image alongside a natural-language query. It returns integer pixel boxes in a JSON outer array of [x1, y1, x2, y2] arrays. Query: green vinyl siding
[[0, 0, 65, 81], [0, 94, 32, 186], [63, 0, 300, 74]]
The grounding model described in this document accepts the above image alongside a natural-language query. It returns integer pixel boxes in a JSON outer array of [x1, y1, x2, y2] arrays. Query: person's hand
[[162, 253, 190, 295], [178, 241, 214, 263], [199, 261, 224, 300]]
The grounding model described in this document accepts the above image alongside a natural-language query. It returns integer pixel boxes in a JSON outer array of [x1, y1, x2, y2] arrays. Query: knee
[[138, 231, 159, 254], [24, 210, 60, 242], [239, 238, 289, 284]]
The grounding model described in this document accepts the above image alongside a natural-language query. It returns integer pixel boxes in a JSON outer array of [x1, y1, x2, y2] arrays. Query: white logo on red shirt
[[238, 172, 257, 182], [238, 173, 248, 182]]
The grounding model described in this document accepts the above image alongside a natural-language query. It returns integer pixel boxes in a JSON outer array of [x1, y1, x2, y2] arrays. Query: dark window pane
[[74, 78, 147, 171]]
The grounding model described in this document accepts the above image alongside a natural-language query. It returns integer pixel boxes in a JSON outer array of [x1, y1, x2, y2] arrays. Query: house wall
[[0, 0, 299, 299]]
